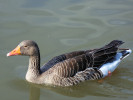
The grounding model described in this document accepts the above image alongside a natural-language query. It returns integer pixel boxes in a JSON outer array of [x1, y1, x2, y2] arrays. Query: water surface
[[0, 0, 133, 100]]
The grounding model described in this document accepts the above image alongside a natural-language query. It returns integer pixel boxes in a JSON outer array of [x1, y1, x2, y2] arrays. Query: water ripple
[[108, 19, 133, 25], [60, 38, 88, 46], [90, 9, 127, 16]]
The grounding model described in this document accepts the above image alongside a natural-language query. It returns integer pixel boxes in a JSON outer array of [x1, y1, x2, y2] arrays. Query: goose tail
[[119, 49, 132, 60]]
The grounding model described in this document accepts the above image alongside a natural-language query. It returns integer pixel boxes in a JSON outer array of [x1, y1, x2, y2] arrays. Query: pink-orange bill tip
[[6, 46, 21, 57]]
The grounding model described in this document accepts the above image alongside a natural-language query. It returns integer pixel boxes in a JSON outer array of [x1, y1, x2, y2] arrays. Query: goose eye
[[24, 46, 28, 48]]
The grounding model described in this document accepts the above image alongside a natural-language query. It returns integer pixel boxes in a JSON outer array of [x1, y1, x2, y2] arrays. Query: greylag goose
[[7, 40, 132, 86]]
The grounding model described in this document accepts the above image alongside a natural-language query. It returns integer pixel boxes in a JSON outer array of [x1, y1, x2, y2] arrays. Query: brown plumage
[[7, 40, 131, 86]]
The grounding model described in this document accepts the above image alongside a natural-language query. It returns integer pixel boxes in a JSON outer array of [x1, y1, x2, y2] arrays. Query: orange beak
[[7, 46, 21, 57]]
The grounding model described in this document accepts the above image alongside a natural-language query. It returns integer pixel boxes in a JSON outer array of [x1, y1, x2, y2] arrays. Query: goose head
[[7, 40, 40, 57]]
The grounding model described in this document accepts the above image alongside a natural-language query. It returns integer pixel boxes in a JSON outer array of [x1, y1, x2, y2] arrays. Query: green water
[[0, 0, 133, 100]]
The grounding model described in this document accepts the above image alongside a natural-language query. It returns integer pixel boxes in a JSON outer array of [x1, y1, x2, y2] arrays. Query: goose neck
[[26, 55, 41, 82]]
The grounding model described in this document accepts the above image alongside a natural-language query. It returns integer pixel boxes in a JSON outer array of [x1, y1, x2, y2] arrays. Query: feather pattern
[[39, 40, 126, 86]]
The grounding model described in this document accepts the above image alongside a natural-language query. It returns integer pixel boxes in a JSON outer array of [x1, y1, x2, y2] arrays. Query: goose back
[[41, 40, 123, 73], [39, 40, 124, 86]]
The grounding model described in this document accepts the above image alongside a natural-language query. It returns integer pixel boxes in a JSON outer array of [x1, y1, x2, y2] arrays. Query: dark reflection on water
[[29, 86, 40, 100]]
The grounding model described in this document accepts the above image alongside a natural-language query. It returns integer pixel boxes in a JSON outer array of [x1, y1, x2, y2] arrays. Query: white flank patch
[[99, 53, 122, 78], [99, 49, 132, 78]]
